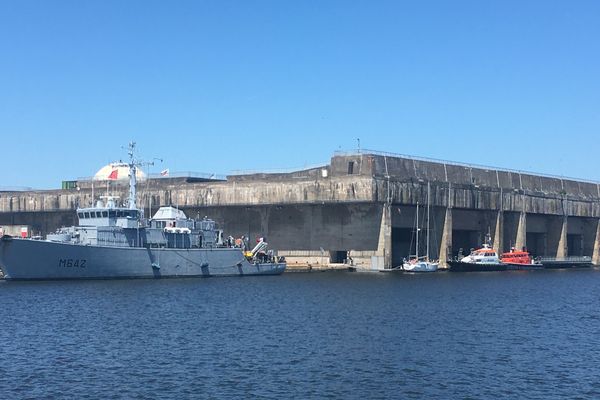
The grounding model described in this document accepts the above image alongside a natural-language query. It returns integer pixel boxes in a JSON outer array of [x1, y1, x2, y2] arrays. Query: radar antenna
[[126, 142, 160, 213]]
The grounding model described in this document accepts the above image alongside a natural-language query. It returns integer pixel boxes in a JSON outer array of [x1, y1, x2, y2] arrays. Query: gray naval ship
[[0, 143, 286, 280]]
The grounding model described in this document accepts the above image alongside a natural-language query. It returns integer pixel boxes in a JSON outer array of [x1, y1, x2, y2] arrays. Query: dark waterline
[[1, 269, 600, 399]]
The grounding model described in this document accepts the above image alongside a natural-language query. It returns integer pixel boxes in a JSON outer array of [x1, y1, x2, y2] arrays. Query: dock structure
[[1, 151, 600, 269]]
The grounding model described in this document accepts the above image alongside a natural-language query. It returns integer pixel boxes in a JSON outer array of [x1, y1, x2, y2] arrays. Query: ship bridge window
[[102, 211, 108, 218], [84, 212, 91, 218], [120, 210, 137, 219], [95, 212, 102, 218], [78, 212, 84, 218], [201, 221, 214, 230], [108, 210, 116, 218]]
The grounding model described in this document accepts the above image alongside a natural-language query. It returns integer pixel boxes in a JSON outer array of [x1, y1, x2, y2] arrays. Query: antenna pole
[[128, 141, 137, 209]]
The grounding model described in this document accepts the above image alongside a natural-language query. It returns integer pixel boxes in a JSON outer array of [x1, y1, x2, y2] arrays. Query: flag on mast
[[160, 168, 169, 177], [107, 169, 118, 180]]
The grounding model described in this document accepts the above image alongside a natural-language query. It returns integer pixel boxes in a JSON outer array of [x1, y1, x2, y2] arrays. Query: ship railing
[[536, 256, 592, 263]]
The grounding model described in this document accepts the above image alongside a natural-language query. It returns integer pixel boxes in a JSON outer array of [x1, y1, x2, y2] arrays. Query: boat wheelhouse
[[500, 248, 533, 265], [460, 244, 500, 264]]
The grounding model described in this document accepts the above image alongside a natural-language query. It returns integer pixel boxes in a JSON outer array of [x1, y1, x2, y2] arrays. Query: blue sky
[[1, 0, 598, 188]]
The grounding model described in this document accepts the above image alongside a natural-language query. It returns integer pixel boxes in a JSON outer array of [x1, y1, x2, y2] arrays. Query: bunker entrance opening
[[329, 250, 348, 264], [452, 230, 480, 259]]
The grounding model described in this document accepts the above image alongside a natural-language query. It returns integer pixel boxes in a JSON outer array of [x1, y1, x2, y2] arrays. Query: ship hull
[[541, 260, 593, 269], [503, 262, 544, 271], [447, 260, 507, 272], [0, 237, 285, 280], [402, 262, 438, 272]]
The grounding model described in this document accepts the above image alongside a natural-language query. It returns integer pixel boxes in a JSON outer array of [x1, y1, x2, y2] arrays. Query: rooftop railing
[[76, 171, 227, 182], [229, 163, 328, 176], [0, 186, 36, 192], [335, 149, 600, 185], [146, 171, 227, 180]]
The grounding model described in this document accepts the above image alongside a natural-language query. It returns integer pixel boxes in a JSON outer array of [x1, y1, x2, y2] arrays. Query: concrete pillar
[[557, 216, 568, 260], [515, 212, 527, 251], [376, 204, 392, 268], [493, 211, 503, 252], [592, 220, 600, 265], [439, 207, 453, 267]]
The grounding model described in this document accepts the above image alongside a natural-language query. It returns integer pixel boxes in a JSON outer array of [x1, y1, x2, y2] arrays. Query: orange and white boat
[[500, 248, 543, 270], [447, 242, 505, 272]]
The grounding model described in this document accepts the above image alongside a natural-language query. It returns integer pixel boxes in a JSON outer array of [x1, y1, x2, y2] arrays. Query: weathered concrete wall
[[373, 180, 599, 218], [2, 152, 600, 268], [2, 154, 599, 218], [0, 190, 83, 213], [227, 166, 329, 183], [0, 175, 375, 213], [367, 154, 600, 199], [179, 203, 383, 252], [0, 211, 76, 236]]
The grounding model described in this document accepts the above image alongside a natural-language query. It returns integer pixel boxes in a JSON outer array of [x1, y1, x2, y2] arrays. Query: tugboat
[[0, 143, 286, 280], [448, 236, 505, 272], [500, 248, 543, 270]]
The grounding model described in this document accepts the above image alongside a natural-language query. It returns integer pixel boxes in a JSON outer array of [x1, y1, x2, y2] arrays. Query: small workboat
[[448, 239, 505, 272], [500, 248, 543, 270]]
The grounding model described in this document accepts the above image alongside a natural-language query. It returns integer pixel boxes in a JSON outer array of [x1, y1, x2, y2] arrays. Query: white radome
[[93, 163, 146, 182]]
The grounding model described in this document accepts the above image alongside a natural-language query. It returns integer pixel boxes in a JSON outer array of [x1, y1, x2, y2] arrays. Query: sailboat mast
[[426, 181, 430, 262], [416, 201, 419, 260]]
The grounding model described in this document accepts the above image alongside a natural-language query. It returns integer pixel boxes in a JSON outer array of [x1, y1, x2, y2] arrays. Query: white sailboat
[[402, 182, 439, 272]]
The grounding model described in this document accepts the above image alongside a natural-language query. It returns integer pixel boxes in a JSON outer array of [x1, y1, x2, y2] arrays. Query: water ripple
[[2, 270, 600, 398]]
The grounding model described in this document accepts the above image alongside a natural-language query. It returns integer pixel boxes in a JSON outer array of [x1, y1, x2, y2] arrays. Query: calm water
[[1, 269, 600, 399]]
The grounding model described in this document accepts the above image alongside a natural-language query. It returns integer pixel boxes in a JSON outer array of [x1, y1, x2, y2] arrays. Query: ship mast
[[128, 141, 138, 210]]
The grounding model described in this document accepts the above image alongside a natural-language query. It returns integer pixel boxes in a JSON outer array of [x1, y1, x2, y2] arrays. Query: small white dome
[[93, 162, 146, 182], [152, 206, 187, 220]]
